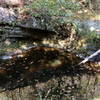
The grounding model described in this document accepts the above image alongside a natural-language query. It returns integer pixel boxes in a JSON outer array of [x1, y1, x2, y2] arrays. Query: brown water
[[0, 46, 99, 100]]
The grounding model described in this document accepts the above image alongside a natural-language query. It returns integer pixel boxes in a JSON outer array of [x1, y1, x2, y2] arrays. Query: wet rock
[[0, 87, 5, 92], [19, 17, 53, 31], [20, 17, 44, 30]]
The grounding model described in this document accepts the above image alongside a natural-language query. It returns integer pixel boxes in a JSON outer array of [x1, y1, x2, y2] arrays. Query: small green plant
[[24, 0, 82, 21]]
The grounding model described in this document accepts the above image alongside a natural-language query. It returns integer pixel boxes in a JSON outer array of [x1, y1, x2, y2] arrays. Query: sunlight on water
[[1, 55, 12, 60], [93, 97, 100, 100]]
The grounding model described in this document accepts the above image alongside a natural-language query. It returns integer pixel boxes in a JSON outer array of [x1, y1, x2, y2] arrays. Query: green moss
[[24, 0, 82, 22]]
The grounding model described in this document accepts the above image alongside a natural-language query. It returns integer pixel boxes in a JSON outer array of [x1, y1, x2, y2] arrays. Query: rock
[[0, 7, 17, 23], [19, 17, 53, 31], [20, 17, 44, 30], [0, 0, 24, 7]]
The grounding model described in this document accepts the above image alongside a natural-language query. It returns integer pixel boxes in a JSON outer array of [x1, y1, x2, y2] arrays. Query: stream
[[0, 43, 99, 100], [77, 19, 100, 35], [0, 16, 100, 100]]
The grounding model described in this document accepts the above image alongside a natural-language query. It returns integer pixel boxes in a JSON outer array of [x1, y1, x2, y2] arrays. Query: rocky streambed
[[0, 45, 99, 100], [0, 20, 100, 100], [0, 19, 100, 100], [0, 2, 100, 99]]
